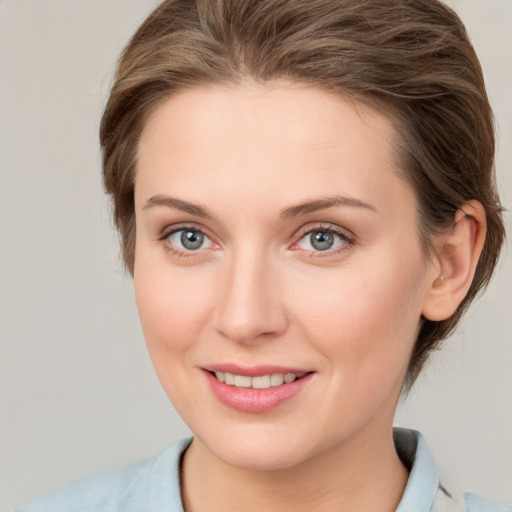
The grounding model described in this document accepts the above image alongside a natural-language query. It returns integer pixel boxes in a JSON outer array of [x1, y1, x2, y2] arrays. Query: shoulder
[[433, 488, 512, 512], [393, 428, 511, 512], [15, 438, 192, 512], [16, 457, 153, 512], [462, 492, 512, 512]]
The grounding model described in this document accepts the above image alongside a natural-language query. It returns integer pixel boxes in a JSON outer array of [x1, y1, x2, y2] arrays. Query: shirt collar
[[394, 427, 440, 512], [148, 429, 440, 512]]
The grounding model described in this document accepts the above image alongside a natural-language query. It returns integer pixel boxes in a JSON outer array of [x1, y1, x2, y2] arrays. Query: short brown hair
[[100, 0, 505, 389]]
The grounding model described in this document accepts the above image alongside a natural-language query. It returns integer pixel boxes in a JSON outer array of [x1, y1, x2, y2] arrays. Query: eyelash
[[294, 223, 355, 258], [158, 223, 355, 258], [158, 224, 212, 258]]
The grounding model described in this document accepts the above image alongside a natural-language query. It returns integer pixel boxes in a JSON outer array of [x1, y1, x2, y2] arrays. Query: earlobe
[[422, 200, 487, 321]]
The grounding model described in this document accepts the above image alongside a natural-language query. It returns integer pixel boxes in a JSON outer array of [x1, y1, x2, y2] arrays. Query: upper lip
[[202, 364, 313, 377]]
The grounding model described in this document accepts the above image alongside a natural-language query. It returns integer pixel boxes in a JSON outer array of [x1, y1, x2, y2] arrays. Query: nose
[[213, 247, 288, 344]]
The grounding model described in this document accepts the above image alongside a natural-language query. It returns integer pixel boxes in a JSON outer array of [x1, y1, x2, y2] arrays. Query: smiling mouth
[[210, 371, 310, 389]]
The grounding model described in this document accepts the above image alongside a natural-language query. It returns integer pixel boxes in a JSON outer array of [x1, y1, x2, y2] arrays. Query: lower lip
[[204, 371, 314, 413]]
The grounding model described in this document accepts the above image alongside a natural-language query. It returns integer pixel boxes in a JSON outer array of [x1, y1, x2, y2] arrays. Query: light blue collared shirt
[[16, 428, 511, 512]]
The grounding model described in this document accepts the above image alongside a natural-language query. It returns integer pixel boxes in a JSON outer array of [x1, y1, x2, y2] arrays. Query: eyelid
[[157, 221, 355, 258], [291, 222, 356, 255], [159, 222, 210, 241], [158, 223, 219, 257], [294, 222, 355, 242]]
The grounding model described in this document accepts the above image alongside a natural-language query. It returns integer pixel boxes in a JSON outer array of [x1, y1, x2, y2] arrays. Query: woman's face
[[134, 82, 436, 470]]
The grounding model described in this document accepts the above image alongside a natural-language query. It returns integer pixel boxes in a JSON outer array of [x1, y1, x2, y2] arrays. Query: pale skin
[[133, 81, 486, 512]]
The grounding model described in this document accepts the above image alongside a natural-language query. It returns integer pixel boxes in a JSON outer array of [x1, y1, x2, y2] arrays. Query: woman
[[16, 0, 509, 511]]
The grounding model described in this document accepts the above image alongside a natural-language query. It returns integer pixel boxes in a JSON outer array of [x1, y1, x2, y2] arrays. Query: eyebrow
[[279, 195, 377, 220], [142, 194, 377, 219], [143, 195, 216, 219]]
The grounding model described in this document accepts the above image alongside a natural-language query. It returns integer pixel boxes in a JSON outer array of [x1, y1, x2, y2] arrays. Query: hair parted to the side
[[100, 0, 505, 390]]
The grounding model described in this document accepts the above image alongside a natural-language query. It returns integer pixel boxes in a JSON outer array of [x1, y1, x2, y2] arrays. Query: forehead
[[137, 81, 398, 161], [135, 82, 413, 218]]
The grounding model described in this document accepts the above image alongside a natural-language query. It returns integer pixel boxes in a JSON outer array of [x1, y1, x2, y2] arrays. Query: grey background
[[0, 1, 510, 510]]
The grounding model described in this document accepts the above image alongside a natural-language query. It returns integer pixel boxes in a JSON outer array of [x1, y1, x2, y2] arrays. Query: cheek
[[290, 253, 426, 375], [134, 259, 217, 417], [134, 255, 214, 355]]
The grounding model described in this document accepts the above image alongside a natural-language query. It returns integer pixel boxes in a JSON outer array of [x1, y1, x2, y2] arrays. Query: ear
[[422, 200, 487, 321]]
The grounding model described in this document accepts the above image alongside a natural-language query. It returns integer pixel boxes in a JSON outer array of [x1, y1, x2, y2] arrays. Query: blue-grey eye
[[297, 229, 346, 252], [169, 229, 210, 251], [311, 231, 334, 251], [181, 230, 204, 250]]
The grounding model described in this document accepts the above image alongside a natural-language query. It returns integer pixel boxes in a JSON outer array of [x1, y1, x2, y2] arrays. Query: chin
[[213, 442, 313, 471], [194, 424, 325, 471]]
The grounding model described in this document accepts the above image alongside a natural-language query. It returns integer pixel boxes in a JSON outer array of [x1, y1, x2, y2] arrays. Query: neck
[[181, 422, 408, 512]]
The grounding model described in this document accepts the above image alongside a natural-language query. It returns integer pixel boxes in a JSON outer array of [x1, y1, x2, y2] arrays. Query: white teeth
[[284, 373, 296, 383], [270, 373, 284, 387], [216, 371, 306, 389], [234, 375, 252, 388], [252, 375, 271, 389]]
